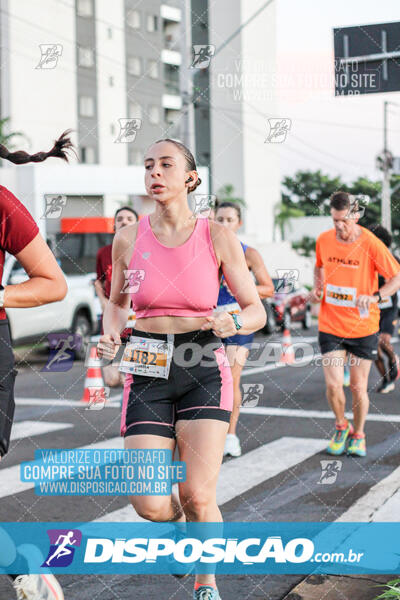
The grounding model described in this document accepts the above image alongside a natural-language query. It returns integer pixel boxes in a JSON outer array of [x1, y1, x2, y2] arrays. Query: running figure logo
[[265, 118, 291, 143], [122, 269, 146, 294], [85, 386, 110, 410], [242, 383, 263, 407], [115, 118, 142, 143], [275, 269, 299, 294], [346, 194, 370, 220], [191, 45, 215, 69], [36, 44, 63, 69], [42, 334, 81, 372], [193, 195, 216, 218], [42, 195, 67, 219], [318, 460, 342, 485], [42, 529, 82, 568]]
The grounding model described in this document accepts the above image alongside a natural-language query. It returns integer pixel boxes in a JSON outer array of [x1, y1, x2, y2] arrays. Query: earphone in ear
[[185, 176, 193, 183]]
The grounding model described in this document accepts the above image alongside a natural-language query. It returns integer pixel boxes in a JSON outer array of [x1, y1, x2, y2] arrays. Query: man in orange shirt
[[310, 192, 400, 457]]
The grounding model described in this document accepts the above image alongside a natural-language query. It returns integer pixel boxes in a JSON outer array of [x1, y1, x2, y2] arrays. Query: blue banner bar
[[0, 522, 399, 575]]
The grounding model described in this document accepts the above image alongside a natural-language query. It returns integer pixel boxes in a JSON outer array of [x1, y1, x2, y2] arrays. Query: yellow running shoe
[[326, 420, 354, 455], [347, 434, 366, 457]]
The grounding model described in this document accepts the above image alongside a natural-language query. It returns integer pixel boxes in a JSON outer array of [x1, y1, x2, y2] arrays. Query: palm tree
[[0, 117, 29, 151], [216, 183, 246, 207], [274, 203, 305, 240]]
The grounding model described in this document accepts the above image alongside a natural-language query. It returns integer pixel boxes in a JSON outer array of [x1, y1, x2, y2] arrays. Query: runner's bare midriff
[[134, 315, 209, 334]]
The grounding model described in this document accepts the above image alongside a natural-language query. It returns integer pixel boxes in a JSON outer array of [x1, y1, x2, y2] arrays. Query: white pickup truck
[[3, 254, 101, 359]]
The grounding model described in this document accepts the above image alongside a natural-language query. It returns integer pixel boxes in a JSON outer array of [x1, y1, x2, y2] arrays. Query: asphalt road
[[2, 323, 400, 599]]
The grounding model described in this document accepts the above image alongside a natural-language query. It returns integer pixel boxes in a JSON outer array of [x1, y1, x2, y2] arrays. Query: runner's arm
[[94, 279, 108, 311], [377, 271, 400, 300], [3, 233, 67, 308], [102, 226, 135, 339], [309, 265, 324, 302], [207, 223, 266, 335], [245, 246, 274, 298], [94, 249, 108, 310]]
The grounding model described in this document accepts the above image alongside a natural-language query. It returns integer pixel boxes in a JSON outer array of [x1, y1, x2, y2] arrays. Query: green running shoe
[[193, 586, 221, 600], [347, 435, 366, 457], [326, 420, 354, 455]]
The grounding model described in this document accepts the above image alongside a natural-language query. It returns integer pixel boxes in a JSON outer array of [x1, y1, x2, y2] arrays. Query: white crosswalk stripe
[[337, 465, 400, 522], [95, 437, 327, 522], [240, 406, 400, 423], [11, 421, 73, 441], [0, 436, 123, 499]]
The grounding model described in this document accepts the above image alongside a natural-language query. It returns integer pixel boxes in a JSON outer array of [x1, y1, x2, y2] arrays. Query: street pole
[[382, 100, 392, 231]]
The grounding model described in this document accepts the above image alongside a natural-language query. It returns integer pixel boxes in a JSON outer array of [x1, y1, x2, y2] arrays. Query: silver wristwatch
[[0, 285, 5, 308]]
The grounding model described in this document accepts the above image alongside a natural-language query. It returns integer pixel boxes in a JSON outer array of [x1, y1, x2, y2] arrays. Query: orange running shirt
[[315, 227, 400, 338]]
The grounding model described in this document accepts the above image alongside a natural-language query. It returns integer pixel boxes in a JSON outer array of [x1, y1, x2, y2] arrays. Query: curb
[[282, 574, 395, 599]]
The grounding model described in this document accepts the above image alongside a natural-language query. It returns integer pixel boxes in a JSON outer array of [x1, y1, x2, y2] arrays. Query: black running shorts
[[318, 330, 378, 361], [121, 328, 233, 439]]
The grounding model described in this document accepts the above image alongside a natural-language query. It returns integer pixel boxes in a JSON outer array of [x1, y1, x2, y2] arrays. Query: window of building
[[148, 105, 160, 125], [127, 9, 141, 29], [80, 146, 96, 164], [78, 47, 94, 67], [146, 15, 158, 32], [128, 101, 142, 120], [148, 59, 158, 79], [127, 56, 142, 76], [77, 0, 93, 17], [79, 96, 95, 117]]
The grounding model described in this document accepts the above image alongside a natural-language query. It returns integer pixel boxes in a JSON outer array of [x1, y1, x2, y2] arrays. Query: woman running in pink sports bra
[[97, 139, 266, 600]]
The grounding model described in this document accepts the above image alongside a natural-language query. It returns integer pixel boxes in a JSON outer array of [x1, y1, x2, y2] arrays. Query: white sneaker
[[13, 574, 64, 600], [224, 434, 242, 457]]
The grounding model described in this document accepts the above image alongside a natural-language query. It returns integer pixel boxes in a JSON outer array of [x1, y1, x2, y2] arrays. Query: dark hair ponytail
[[153, 138, 202, 193], [0, 129, 76, 165]]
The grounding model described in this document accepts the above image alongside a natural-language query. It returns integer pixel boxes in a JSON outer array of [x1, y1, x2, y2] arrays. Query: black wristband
[[373, 290, 382, 303]]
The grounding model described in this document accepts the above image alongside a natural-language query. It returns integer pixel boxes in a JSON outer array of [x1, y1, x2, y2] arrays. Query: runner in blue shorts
[[214, 202, 274, 457]]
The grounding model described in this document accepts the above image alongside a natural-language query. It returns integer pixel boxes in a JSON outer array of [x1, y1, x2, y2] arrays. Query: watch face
[[236, 314, 243, 328]]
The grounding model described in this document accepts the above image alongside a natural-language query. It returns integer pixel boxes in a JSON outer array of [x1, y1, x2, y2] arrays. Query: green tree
[[282, 169, 400, 249], [0, 117, 28, 149], [274, 203, 305, 240], [292, 235, 316, 257], [216, 184, 246, 207], [282, 170, 345, 215]]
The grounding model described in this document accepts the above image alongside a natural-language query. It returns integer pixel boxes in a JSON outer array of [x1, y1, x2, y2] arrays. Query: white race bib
[[119, 335, 173, 379], [378, 296, 393, 309], [325, 284, 357, 308], [214, 302, 241, 315]]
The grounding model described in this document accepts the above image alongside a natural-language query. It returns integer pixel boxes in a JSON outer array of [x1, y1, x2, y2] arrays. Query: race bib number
[[119, 335, 173, 379], [325, 284, 356, 307], [125, 308, 136, 329], [214, 302, 241, 315], [378, 296, 393, 309]]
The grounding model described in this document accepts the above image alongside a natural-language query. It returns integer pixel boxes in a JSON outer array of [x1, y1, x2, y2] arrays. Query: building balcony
[[161, 48, 181, 66], [162, 94, 182, 110], [160, 4, 181, 23]]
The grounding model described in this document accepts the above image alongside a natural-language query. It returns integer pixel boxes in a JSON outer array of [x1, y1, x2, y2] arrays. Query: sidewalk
[[282, 574, 395, 599]]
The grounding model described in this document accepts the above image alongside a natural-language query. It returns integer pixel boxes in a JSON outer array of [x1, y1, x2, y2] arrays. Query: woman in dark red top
[[0, 131, 73, 600]]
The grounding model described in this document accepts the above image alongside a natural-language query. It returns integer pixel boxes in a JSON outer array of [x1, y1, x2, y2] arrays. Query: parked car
[[262, 277, 312, 333], [3, 254, 101, 360]]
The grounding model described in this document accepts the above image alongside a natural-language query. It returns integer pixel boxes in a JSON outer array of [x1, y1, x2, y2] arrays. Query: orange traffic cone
[[81, 345, 105, 402], [279, 328, 295, 364]]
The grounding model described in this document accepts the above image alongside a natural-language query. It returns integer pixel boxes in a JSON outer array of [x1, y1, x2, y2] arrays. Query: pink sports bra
[[128, 214, 220, 318]]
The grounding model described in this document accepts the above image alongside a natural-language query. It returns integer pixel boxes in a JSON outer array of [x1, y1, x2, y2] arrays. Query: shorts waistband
[[130, 328, 220, 346]]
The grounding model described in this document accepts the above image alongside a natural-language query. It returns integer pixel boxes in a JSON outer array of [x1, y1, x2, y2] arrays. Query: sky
[[275, 0, 400, 182]]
